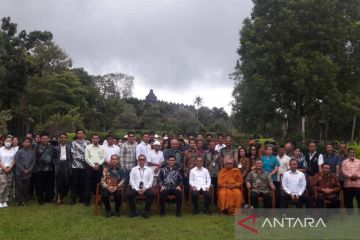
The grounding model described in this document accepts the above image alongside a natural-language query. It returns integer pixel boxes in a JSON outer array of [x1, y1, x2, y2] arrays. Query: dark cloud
[[0, 0, 253, 112]]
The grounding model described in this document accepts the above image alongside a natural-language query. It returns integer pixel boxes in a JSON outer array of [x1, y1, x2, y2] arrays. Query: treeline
[[0, 17, 232, 137], [232, 0, 360, 143]]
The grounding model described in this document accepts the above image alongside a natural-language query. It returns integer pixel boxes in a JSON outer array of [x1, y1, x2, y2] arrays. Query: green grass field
[[0, 201, 235, 240]]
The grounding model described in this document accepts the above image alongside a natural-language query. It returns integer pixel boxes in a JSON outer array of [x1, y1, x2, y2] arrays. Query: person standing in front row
[[84, 133, 106, 206], [14, 137, 35, 206], [70, 129, 90, 205], [0, 136, 16, 208], [341, 148, 360, 209]]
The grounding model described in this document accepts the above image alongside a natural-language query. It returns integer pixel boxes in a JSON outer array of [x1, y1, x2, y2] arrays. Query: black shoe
[[114, 212, 121, 217], [192, 209, 199, 215], [176, 211, 182, 217], [105, 211, 111, 218], [160, 211, 165, 217], [70, 199, 76, 205], [129, 212, 139, 218], [203, 209, 212, 215], [141, 211, 149, 219]]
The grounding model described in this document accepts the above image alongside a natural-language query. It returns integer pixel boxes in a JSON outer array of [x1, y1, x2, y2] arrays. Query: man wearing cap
[[148, 140, 164, 186], [218, 156, 243, 215]]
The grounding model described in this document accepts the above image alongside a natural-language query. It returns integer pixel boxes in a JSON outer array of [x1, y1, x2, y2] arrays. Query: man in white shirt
[[215, 134, 226, 152], [102, 134, 120, 165], [277, 144, 290, 181], [147, 140, 164, 186], [281, 159, 311, 208], [136, 133, 152, 160], [84, 134, 106, 206], [189, 156, 212, 215], [127, 154, 154, 218]]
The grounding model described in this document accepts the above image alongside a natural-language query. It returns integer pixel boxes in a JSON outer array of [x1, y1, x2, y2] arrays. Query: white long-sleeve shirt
[[282, 170, 306, 196], [129, 165, 153, 191], [189, 166, 211, 191], [102, 144, 120, 163], [85, 144, 106, 167], [136, 141, 152, 160], [148, 149, 164, 176]]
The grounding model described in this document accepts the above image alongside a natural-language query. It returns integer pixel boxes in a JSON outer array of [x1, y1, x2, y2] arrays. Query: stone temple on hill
[[145, 89, 158, 104]]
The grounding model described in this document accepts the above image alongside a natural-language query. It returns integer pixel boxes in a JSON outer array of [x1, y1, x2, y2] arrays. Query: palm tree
[[194, 96, 203, 124]]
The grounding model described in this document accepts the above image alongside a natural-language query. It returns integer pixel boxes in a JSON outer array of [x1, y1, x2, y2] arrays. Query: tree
[[232, 0, 360, 141]]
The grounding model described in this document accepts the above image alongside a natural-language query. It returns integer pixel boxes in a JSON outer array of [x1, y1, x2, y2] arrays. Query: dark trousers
[[191, 189, 211, 211], [159, 189, 182, 213], [127, 188, 154, 213], [184, 177, 189, 202], [250, 191, 272, 208], [56, 162, 69, 199], [211, 177, 218, 206], [316, 194, 340, 208], [344, 187, 360, 208], [102, 188, 122, 213], [71, 168, 86, 202], [36, 171, 55, 202], [29, 173, 37, 197], [274, 181, 281, 208], [280, 191, 312, 208], [15, 176, 30, 203], [84, 166, 102, 204]]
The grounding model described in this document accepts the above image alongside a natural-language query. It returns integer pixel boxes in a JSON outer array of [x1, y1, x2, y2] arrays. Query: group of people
[[0, 130, 359, 219]]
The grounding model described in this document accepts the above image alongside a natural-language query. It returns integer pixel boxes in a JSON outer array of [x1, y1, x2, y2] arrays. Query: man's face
[[218, 136, 224, 145], [285, 143, 293, 153], [326, 145, 334, 154], [289, 160, 298, 171], [225, 137, 232, 146], [154, 144, 160, 151], [128, 134, 135, 143], [349, 150, 356, 159], [41, 136, 50, 145], [250, 147, 257, 156], [143, 134, 150, 143], [107, 137, 114, 146], [35, 135, 41, 143], [171, 139, 179, 149], [196, 157, 203, 167], [138, 157, 146, 167], [23, 140, 31, 148], [189, 140, 196, 149], [60, 135, 68, 144], [339, 144, 347, 153], [322, 165, 331, 174], [206, 135, 212, 142], [92, 136, 100, 145], [209, 141, 216, 151], [197, 140, 203, 149], [77, 131, 85, 140], [279, 148, 286, 156], [308, 143, 316, 153], [255, 160, 263, 170], [110, 156, 119, 166], [168, 158, 176, 167]]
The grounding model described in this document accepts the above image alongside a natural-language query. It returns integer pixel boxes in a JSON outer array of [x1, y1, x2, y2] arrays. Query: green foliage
[[0, 110, 12, 135], [232, 0, 360, 141]]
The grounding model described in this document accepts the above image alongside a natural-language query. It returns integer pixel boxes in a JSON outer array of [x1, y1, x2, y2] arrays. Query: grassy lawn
[[0, 201, 235, 240]]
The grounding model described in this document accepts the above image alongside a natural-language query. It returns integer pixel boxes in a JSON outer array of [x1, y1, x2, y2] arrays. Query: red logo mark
[[237, 214, 258, 234]]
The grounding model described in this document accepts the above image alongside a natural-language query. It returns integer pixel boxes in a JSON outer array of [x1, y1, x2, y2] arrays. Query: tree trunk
[[351, 116, 356, 142]]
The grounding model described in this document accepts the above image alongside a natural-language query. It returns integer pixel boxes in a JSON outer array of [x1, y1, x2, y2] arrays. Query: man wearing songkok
[[218, 156, 243, 215]]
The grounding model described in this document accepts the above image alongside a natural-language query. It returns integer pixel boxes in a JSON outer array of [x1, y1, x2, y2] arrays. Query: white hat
[[154, 134, 159, 138], [124, 135, 128, 138], [163, 136, 169, 140], [153, 140, 161, 146]]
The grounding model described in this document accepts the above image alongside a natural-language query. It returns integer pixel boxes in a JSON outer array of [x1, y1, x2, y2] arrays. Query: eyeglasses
[[138, 158, 146, 161]]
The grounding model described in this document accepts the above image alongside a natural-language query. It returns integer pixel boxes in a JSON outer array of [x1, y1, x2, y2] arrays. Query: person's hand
[[246, 183, 251, 190], [204, 187, 209, 191], [270, 185, 275, 191], [138, 189, 145, 195], [322, 188, 331, 194], [160, 186, 166, 192], [291, 195, 298, 202], [176, 186, 182, 191], [93, 164, 99, 171], [191, 186, 197, 191], [107, 186, 113, 192]]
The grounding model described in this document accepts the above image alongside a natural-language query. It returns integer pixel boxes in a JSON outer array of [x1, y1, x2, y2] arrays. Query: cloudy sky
[[1, 0, 253, 113]]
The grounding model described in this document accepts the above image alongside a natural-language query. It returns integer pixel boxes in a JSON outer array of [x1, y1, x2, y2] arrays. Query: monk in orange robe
[[218, 156, 243, 215]]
